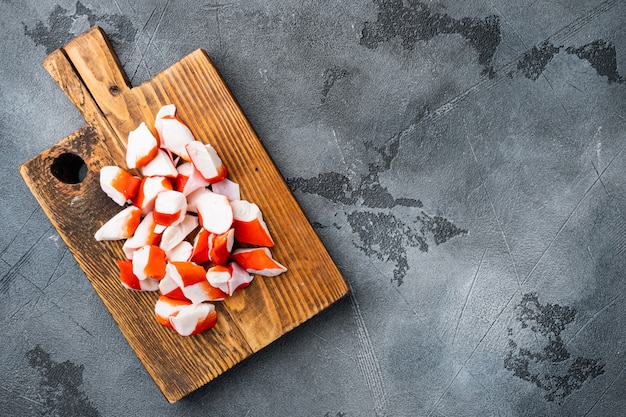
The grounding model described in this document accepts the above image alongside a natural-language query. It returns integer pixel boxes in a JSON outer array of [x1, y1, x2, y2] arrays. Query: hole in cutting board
[[50, 152, 88, 184]]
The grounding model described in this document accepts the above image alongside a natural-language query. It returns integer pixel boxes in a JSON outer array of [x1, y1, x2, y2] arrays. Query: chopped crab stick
[[190, 227, 211, 264], [206, 262, 253, 296], [94, 206, 141, 241], [158, 272, 187, 301], [99, 166, 141, 206], [154, 104, 195, 161], [230, 247, 287, 277], [229, 261, 254, 294], [208, 228, 234, 266], [122, 211, 162, 259], [153, 190, 187, 227], [140, 149, 178, 178], [231, 200, 274, 247], [185, 188, 209, 214], [126, 122, 159, 169], [168, 302, 218, 336], [163, 262, 225, 303], [159, 214, 199, 252], [132, 245, 167, 280], [186, 141, 227, 184], [132, 176, 173, 215], [175, 162, 210, 196], [211, 178, 240, 201], [205, 265, 230, 294], [116, 260, 159, 291], [154, 295, 189, 327], [165, 241, 193, 262], [195, 190, 233, 235]]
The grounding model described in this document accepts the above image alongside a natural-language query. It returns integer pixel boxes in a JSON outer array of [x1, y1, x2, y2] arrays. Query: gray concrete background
[[2, 0, 625, 416]]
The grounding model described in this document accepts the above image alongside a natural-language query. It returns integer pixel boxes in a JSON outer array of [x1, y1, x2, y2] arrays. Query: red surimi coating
[[94, 206, 142, 241], [116, 260, 159, 291], [132, 176, 173, 215], [231, 200, 274, 247], [175, 161, 210, 196], [168, 302, 218, 336], [126, 122, 159, 169], [208, 229, 234, 266], [190, 227, 211, 264], [100, 166, 141, 206], [153, 190, 187, 227], [140, 149, 178, 178], [205, 262, 253, 296], [155, 104, 195, 161], [122, 211, 163, 259], [162, 262, 226, 303], [230, 247, 287, 277], [132, 245, 167, 281], [186, 141, 227, 184]]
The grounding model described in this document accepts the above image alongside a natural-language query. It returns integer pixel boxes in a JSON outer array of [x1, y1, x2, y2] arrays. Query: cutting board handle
[[48, 27, 131, 117], [43, 27, 130, 170]]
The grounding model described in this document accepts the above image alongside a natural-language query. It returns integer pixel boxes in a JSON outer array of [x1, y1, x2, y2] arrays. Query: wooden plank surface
[[18, 26, 348, 403]]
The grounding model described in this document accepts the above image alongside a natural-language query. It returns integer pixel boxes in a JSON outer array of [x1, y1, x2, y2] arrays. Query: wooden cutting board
[[18, 26, 348, 403]]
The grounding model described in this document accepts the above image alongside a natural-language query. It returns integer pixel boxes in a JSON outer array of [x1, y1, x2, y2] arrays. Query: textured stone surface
[[2, 0, 625, 415]]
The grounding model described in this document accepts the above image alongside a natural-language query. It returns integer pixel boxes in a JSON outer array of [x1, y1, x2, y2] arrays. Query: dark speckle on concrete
[[348, 210, 428, 285], [421, 214, 467, 246], [26, 345, 100, 417], [514, 39, 625, 83], [289, 172, 358, 206], [504, 293, 605, 403], [566, 40, 625, 84], [289, 120, 466, 286], [517, 41, 562, 81], [346, 209, 465, 285], [23, 0, 136, 54], [289, 131, 422, 210], [360, 0, 501, 77]]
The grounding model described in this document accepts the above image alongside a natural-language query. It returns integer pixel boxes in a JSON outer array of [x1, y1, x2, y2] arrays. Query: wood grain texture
[[18, 26, 348, 403]]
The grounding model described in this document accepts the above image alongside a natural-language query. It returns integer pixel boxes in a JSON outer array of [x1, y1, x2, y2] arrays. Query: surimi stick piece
[[153, 190, 187, 227], [211, 178, 240, 201], [231, 199, 274, 247], [116, 260, 159, 291], [122, 211, 162, 259], [132, 176, 173, 215], [190, 227, 211, 264], [132, 245, 167, 281], [175, 161, 210, 196], [158, 272, 187, 301], [154, 104, 195, 161], [205, 265, 230, 294], [126, 122, 159, 169], [163, 262, 226, 303], [168, 302, 218, 336], [208, 229, 234, 266], [194, 190, 233, 235], [205, 262, 253, 296], [230, 247, 287, 277], [94, 206, 141, 241], [140, 149, 178, 178], [99, 166, 141, 206], [159, 215, 199, 252], [165, 241, 193, 262], [154, 295, 189, 327], [186, 141, 227, 184], [229, 261, 254, 294]]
